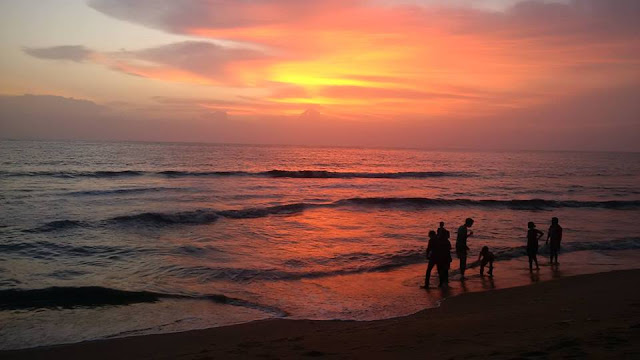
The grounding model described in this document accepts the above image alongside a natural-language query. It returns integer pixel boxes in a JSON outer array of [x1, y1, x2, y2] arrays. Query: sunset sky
[[1, 0, 639, 150]]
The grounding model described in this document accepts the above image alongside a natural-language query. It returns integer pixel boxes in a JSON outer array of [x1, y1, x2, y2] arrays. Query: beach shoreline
[[4, 269, 639, 359]]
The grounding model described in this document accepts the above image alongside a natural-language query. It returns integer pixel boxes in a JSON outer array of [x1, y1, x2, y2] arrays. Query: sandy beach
[[3, 269, 639, 359]]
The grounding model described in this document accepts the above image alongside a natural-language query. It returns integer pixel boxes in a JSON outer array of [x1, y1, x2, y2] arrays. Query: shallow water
[[1, 140, 639, 349]]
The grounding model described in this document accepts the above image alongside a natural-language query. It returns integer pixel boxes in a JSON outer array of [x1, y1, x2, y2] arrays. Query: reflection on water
[[1, 141, 639, 349]]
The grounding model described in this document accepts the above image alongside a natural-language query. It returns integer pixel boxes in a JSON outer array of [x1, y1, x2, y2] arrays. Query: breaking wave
[[0, 286, 287, 316], [26, 197, 640, 232], [157, 238, 640, 282]]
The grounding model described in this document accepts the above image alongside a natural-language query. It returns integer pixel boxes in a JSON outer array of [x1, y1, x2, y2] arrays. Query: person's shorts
[[549, 241, 560, 252], [481, 258, 492, 267], [526, 247, 538, 256]]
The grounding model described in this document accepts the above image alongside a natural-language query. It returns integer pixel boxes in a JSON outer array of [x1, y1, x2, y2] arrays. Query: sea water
[[1, 140, 639, 349]]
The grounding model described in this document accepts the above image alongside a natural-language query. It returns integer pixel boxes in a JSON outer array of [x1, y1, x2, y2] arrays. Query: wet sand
[[3, 269, 639, 359]]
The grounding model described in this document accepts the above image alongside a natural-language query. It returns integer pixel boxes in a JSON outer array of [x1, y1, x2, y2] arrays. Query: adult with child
[[546, 217, 563, 264], [526, 221, 544, 270], [456, 218, 474, 280]]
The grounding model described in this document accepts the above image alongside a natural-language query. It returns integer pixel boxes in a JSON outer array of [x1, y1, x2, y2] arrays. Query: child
[[478, 246, 495, 277], [527, 221, 544, 270]]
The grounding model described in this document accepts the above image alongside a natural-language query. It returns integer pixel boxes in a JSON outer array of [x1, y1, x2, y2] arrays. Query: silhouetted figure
[[478, 246, 494, 277], [423, 230, 438, 288], [527, 221, 544, 270], [546, 217, 563, 264], [431, 230, 453, 287], [437, 221, 450, 243], [456, 218, 474, 280]]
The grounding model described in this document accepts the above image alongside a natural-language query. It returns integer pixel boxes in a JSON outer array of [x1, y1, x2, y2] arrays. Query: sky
[[0, 0, 639, 151]]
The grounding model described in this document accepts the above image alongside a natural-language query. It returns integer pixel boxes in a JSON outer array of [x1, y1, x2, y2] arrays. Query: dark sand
[[4, 269, 640, 359]]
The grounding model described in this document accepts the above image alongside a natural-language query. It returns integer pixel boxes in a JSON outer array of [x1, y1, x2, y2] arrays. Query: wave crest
[[25, 197, 640, 232], [0, 286, 287, 316]]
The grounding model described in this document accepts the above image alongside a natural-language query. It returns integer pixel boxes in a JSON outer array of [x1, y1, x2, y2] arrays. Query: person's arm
[[537, 229, 544, 240], [546, 227, 551, 244]]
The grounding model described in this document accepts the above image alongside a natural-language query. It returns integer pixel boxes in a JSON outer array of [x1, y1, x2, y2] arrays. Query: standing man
[[423, 230, 438, 288], [456, 218, 474, 280], [546, 217, 563, 265], [437, 221, 450, 243]]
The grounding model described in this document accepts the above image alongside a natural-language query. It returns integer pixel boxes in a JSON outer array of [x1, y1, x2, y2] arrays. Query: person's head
[[428, 230, 437, 239], [481, 246, 489, 254], [465, 218, 474, 227], [552, 217, 559, 225], [528, 221, 536, 229], [439, 221, 445, 228]]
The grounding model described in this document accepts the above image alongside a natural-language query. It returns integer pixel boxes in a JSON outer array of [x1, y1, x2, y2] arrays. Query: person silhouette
[[527, 221, 544, 270], [456, 218, 474, 280], [437, 221, 450, 243], [423, 230, 438, 288], [433, 229, 452, 287], [478, 246, 494, 277], [546, 217, 563, 264]]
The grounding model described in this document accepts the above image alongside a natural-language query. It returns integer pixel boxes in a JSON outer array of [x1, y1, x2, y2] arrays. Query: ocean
[[1, 140, 639, 349]]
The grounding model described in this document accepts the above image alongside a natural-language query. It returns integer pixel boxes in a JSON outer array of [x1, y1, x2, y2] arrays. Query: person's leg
[[533, 254, 539, 269], [528, 255, 533, 270], [425, 261, 435, 286], [480, 263, 485, 276], [460, 253, 467, 279], [439, 263, 449, 286], [444, 263, 449, 284], [488, 260, 494, 276]]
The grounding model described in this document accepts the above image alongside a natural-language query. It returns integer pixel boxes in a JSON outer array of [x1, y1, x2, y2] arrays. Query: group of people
[[423, 217, 564, 288]]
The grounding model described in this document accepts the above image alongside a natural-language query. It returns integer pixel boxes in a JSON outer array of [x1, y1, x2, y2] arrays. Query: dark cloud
[[87, 0, 640, 43], [452, 0, 640, 40], [127, 41, 267, 79], [23, 45, 92, 62], [87, 0, 357, 32], [23, 41, 269, 85]]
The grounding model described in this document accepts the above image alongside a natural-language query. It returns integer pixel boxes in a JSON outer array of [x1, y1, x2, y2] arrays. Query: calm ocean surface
[[1, 140, 639, 349]]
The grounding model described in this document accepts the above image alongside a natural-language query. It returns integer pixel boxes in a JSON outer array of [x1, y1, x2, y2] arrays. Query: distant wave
[[0, 241, 153, 260], [158, 238, 640, 282], [0, 286, 287, 316], [26, 197, 640, 232], [109, 210, 220, 225], [67, 187, 170, 196], [1, 169, 468, 179], [258, 170, 464, 179], [0, 170, 145, 178], [26, 220, 89, 233], [334, 197, 640, 210]]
